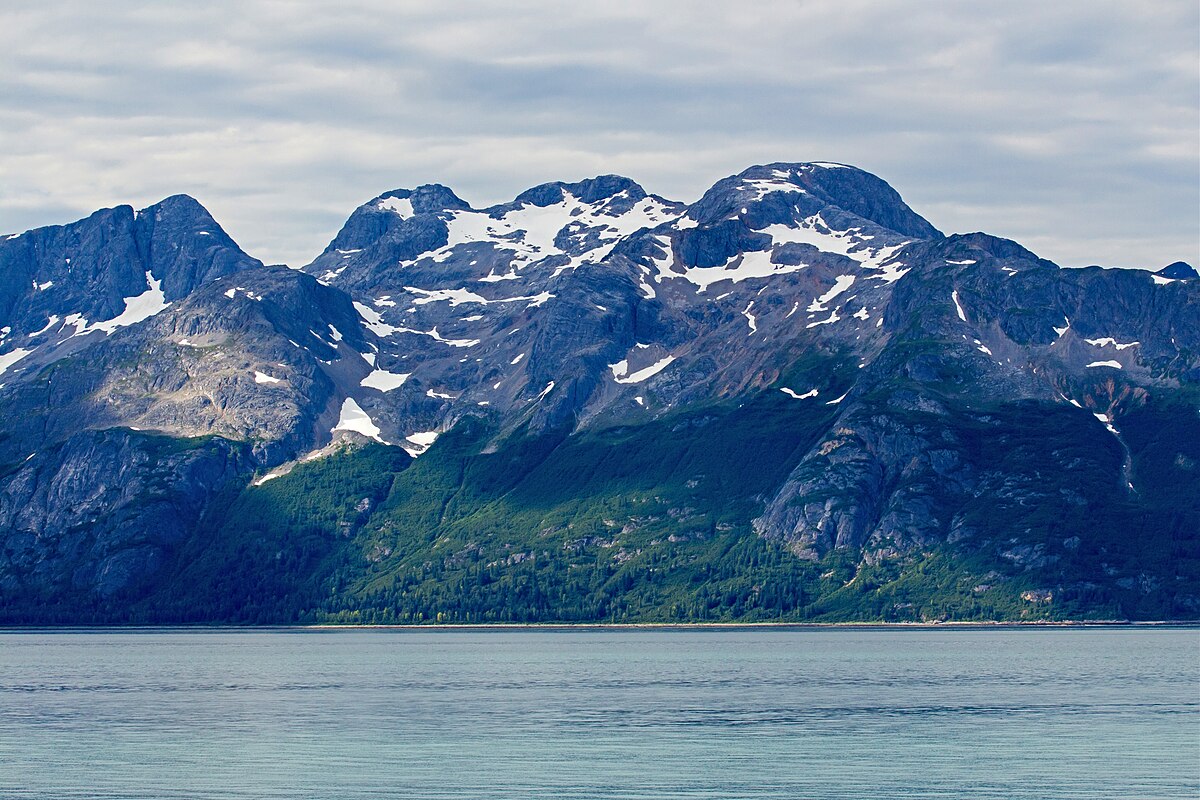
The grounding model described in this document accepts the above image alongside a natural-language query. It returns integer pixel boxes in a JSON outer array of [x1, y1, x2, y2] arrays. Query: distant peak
[[376, 185, 471, 214], [569, 175, 646, 204], [133, 195, 228, 235], [754, 161, 857, 174], [1157, 261, 1197, 280], [514, 175, 646, 207], [691, 161, 940, 240], [141, 194, 210, 216]]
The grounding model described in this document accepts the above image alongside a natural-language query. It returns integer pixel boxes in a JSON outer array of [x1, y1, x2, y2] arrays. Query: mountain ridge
[[0, 162, 1196, 623]]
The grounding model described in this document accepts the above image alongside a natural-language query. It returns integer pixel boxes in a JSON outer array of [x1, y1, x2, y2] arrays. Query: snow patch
[[403, 430, 440, 457], [738, 177, 807, 201], [612, 355, 676, 384], [254, 371, 282, 385], [806, 309, 841, 328], [354, 302, 405, 337], [419, 327, 480, 348], [478, 272, 520, 283], [438, 192, 681, 271], [377, 197, 414, 218], [360, 369, 411, 392], [951, 290, 967, 322], [1086, 360, 1123, 369], [406, 286, 489, 306], [1085, 337, 1139, 350], [332, 398, 384, 442], [780, 387, 818, 400], [404, 286, 554, 309], [872, 259, 910, 283], [0, 348, 33, 375], [1093, 412, 1121, 437], [743, 303, 757, 334], [759, 215, 908, 276], [74, 272, 170, 335], [808, 275, 855, 313], [666, 248, 807, 293], [29, 315, 59, 337]]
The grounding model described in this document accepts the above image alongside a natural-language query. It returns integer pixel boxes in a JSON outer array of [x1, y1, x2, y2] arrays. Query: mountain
[[1157, 261, 1198, 280], [0, 163, 1196, 624]]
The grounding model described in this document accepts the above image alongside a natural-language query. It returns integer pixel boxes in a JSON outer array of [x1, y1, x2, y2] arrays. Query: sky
[[0, 1, 1196, 270]]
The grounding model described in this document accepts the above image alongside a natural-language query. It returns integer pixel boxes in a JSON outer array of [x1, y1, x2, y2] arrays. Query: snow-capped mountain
[[297, 164, 951, 449], [0, 163, 1195, 622]]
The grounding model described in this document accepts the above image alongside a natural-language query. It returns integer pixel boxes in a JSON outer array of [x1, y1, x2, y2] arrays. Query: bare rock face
[[753, 231, 1199, 563], [0, 195, 261, 342], [0, 428, 251, 599]]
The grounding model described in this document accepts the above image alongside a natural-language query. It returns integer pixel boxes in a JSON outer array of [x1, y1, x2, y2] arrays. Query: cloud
[[0, 0, 1196, 269]]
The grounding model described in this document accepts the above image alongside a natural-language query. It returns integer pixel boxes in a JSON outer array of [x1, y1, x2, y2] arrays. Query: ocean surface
[[0, 627, 1196, 799]]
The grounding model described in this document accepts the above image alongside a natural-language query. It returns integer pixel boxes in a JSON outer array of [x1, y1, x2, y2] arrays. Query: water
[[0, 627, 1196, 799]]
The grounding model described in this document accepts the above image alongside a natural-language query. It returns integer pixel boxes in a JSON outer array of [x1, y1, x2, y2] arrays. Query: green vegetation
[[5, 378, 1196, 626], [145, 442, 414, 623]]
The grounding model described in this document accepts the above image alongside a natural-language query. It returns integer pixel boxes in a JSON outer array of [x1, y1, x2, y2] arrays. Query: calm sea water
[[0, 627, 1196, 799]]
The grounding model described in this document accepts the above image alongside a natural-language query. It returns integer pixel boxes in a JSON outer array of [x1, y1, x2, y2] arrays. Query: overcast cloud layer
[[1, 1, 1196, 269]]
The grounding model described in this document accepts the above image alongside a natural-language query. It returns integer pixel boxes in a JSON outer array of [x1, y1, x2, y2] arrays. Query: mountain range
[[0, 162, 1196, 624]]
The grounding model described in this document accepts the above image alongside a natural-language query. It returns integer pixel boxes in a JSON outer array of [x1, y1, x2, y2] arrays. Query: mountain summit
[[1156, 261, 1197, 280], [0, 164, 1196, 624]]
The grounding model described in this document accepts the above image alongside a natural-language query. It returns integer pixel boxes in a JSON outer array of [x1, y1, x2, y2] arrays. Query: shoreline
[[2, 620, 1198, 633]]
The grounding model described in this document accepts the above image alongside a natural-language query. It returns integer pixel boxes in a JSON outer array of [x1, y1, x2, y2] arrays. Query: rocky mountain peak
[[0, 195, 260, 361], [132, 194, 263, 301], [0, 205, 140, 329], [375, 185, 472, 215], [141, 192, 209, 218], [1157, 261, 1197, 280], [688, 162, 941, 240], [512, 175, 647, 207]]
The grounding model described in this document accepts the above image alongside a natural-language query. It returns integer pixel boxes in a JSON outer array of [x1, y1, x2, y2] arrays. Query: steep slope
[[753, 235, 1199, 617], [0, 195, 261, 366], [0, 199, 406, 602]]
